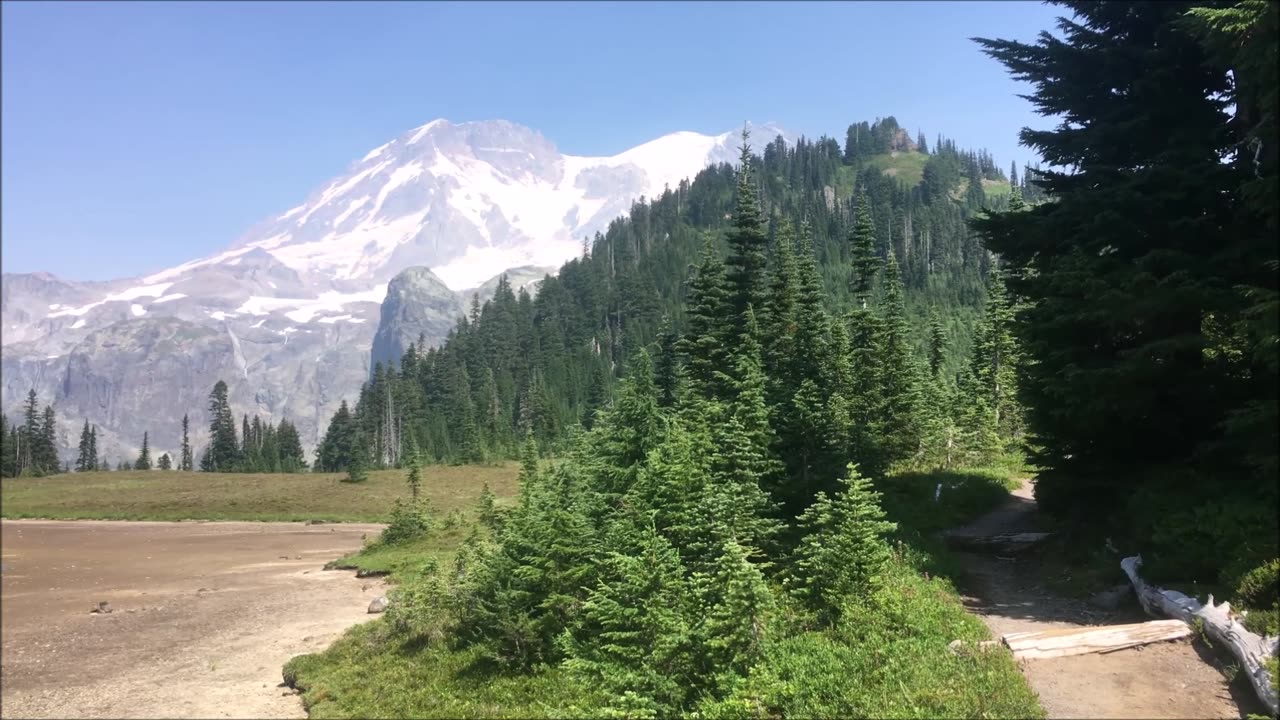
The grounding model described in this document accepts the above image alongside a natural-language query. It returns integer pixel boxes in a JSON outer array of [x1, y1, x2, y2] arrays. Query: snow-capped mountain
[[1, 119, 790, 463]]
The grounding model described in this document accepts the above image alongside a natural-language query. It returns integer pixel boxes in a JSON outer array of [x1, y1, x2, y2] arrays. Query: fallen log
[[944, 532, 1052, 554], [1121, 555, 1279, 717], [1001, 619, 1191, 660]]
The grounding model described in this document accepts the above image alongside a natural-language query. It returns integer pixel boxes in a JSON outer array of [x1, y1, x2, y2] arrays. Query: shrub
[[1236, 558, 1279, 637], [381, 497, 434, 545], [385, 558, 455, 644], [787, 463, 896, 621]]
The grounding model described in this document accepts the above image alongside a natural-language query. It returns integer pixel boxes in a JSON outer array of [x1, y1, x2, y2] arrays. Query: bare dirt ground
[[1, 519, 387, 719], [950, 480, 1262, 719]]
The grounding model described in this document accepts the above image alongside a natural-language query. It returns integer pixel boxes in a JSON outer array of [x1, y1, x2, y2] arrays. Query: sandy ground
[[1, 519, 387, 719], [951, 480, 1261, 719]]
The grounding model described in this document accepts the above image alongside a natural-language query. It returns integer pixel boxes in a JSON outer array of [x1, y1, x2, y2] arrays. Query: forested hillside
[[287, 128, 1043, 719], [314, 117, 1040, 472]]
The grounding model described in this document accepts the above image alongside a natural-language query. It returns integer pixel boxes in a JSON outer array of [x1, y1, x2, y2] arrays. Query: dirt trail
[[1, 519, 387, 719], [950, 480, 1258, 719]]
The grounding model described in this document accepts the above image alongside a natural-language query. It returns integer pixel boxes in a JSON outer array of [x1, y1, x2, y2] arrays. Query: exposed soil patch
[[1, 519, 386, 719], [950, 480, 1262, 719]]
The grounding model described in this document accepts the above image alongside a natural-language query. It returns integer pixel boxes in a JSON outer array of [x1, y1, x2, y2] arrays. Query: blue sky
[[1, 1, 1063, 281]]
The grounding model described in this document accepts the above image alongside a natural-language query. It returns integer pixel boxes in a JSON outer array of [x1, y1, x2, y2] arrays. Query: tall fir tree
[[76, 421, 93, 472], [179, 414, 193, 471], [723, 126, 770, 341], [134, 432, 152, 471], [972, 2, 1261, 545]]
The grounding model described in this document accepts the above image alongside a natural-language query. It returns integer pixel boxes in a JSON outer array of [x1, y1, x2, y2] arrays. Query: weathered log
[[944, 532, 1053, 554], [1121, 555, 1279, 717], [1001, 619, 1191, 660]]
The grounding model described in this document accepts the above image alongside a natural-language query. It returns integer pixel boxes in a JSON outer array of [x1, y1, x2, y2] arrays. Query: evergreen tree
[[316, 400, 356, 471], [677, 236, 733, 402], [927, 307, 946, 379], [562, 519, 693, 715], [789, 464, 897, 622], [723, 127, 770, 339], [971, 4, 1273, 555], [692, 538, 775, 693], [652, 316, 680, 408], [37, 405, 59, 475], [88, 426, 97, 471], [76, 420, 93, 472], [406, 456, 422, 499], [134, 432, 152, 471], [179, 414, 193, 471], [877, 250, 925, 466], [344, 435, 370, 483], [205, 381, 239, 472], [157, 453, 172, 471], [969, 268, 1021, 445], [21, 389, 39, 474], [585, 350, 665, 502], [849, 192, 879, 309], [708, 307, 784, 549]]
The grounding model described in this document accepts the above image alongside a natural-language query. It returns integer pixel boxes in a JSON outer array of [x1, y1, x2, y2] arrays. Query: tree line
[[1, 381, 307, 477]]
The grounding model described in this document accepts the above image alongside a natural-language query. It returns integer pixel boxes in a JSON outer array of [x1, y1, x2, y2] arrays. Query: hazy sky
[[1, 1, 1063, 281]]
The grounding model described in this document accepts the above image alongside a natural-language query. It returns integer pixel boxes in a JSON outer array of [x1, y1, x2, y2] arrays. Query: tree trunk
[[1121, 555, 1278, 716]]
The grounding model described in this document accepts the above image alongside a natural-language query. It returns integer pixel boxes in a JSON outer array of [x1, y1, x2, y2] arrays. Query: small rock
[[278, 555, 289, 560], [295, 555, 302, 560], [89, 601, 112, 614], [368, 596, 389, 614]]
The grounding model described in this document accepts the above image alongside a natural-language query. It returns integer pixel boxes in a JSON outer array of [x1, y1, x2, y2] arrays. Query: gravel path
[[949, 480, 1258, 719]]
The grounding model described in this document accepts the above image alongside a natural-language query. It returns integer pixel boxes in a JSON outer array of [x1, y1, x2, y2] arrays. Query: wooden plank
[[1121, 555, 1279, 716], [1001, 619, 1191, 660]]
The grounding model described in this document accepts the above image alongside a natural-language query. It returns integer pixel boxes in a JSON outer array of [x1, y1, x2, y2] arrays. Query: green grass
[[284, 626, 607, 719], [864, 151, 930, 188], [325, 524, 476, 579], [284, 463, 1043, 719], [0, 465, 519, 523]]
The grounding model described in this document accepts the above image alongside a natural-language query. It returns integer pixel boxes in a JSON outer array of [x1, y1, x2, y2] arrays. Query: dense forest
[[313, 118, 1037, 475]]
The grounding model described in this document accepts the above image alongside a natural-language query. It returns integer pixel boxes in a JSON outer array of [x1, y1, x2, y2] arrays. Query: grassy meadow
[[0, 464, 519, 523]]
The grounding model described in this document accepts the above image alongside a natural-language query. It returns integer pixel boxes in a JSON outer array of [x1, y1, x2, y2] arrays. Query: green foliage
[[405, 457, 422, 499], [561, 520, 694, 715], [134, 432, 152, 471], [701, 557, 1041, 720], [972, 1, 1277, 587], [788, 464, 897, 622], [342, 444, 369, 484], [382, 495, 434, 545], [477, 482, 499, 532], [1235, 558, 1279, 637]]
